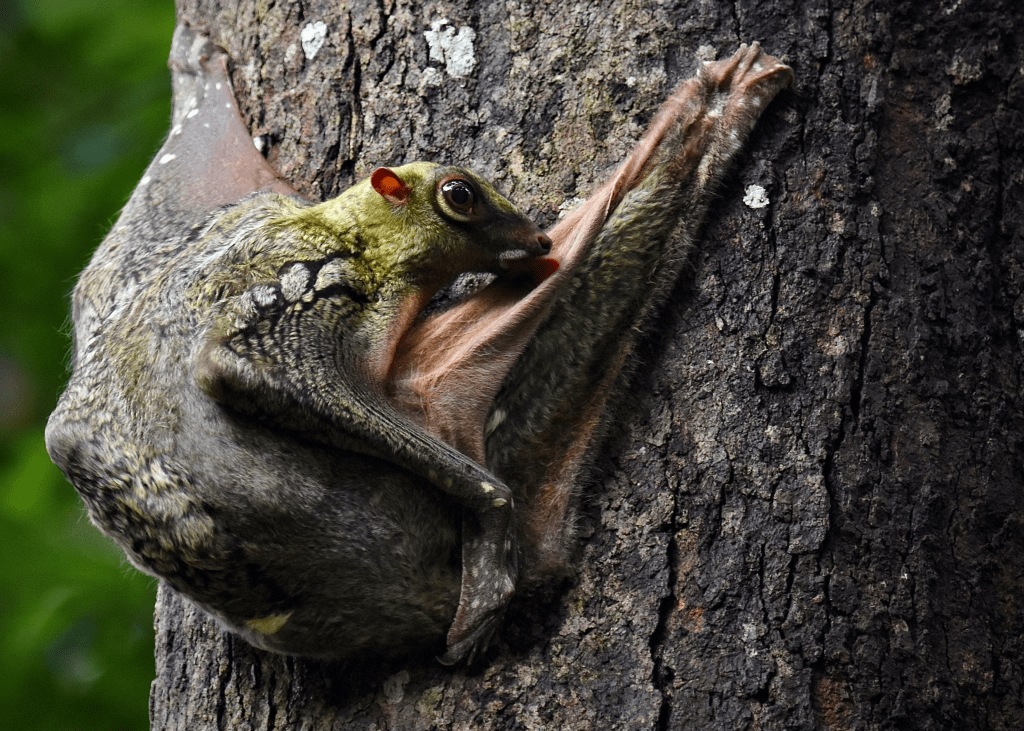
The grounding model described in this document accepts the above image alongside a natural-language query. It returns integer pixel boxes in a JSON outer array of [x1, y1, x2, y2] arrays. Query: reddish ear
[[371, 167, 412, 206]]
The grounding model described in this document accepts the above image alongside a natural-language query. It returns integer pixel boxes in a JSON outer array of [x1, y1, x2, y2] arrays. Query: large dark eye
[[441, 179, 476, 214]]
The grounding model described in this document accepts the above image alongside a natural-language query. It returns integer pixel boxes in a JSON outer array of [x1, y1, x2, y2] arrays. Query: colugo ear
[[371, 167, 412, 206]]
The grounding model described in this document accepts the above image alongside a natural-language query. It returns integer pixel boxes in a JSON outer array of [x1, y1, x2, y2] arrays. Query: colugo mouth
[[497, 255, 560, 286]]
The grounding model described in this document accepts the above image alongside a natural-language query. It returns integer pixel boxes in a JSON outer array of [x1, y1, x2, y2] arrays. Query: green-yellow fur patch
[[245, 612, 293, 635]]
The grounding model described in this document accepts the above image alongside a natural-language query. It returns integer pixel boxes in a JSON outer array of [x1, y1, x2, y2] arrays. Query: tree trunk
[[152, 0, 1024, 728]]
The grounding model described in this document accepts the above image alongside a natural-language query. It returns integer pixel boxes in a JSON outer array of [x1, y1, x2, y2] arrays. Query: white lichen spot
[[203, 123, 210, 128], [215, 82, 222, 91], [170, 124, 182, 136], [301, 21, 328, 60], [492, 497, 507, 508], [253, 135, 265, 153], [140, 175, 151, 187], [480, 482, 495, 494], [382, 670, 411, 705], [743, 184, 769, 209], [186, 108, 199, 119], [424, 19, 477, 78], [158, 153, 176, 165]]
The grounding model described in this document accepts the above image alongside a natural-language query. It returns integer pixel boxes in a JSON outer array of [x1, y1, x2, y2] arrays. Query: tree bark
[[152, 0, 1024, 728]]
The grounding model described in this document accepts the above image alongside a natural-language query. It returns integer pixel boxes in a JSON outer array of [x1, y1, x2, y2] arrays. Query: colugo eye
[[441, 179, 475, 212]]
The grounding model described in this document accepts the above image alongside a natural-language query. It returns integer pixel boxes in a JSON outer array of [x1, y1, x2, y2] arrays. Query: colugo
[[46, 21, 793, 664]]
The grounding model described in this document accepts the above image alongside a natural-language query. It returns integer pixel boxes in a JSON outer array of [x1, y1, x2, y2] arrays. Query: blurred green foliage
[[0, 0, 176, 728]]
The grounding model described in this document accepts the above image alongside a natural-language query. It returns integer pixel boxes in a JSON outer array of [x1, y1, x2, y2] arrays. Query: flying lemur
[[46, 21, 792, 664]]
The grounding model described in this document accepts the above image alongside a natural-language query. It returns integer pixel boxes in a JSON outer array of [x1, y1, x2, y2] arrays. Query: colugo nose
[[536, 232, 553, 255]]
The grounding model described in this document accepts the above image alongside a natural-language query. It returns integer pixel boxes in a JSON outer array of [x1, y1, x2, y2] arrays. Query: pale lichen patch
[[301, 21, 328, 61], [424, 19, 477, 78], [743, 184, 769, 209]]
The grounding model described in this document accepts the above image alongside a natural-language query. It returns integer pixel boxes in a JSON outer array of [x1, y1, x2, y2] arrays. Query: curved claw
[[438, 606, 507, 666]]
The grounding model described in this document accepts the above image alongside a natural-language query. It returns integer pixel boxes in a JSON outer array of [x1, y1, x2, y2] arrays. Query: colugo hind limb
[[45, 21, 793, 664]]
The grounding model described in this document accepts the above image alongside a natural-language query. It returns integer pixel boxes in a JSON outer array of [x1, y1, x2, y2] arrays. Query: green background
[[1, 1, 176, 728]]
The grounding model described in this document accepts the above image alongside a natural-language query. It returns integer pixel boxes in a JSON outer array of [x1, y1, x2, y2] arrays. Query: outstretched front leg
[[498, 43, 795, 579]]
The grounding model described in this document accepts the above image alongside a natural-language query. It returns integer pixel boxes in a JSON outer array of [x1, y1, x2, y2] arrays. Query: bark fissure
[[214, 635, 232, 730], [651, 438, 683, 731], [849, 289, 876, 428]]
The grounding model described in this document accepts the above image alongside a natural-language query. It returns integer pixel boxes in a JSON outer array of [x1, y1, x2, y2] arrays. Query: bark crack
[[348, 18, 364, 170], [651, 442, 682, 731], [849, 288, 876, 429], [728, 0, 743, 42], [264, 658, 279, 729], [214, 634, 234, 730]]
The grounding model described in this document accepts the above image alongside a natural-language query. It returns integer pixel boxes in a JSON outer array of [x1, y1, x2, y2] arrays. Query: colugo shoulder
[[46, 20, 792, 664]]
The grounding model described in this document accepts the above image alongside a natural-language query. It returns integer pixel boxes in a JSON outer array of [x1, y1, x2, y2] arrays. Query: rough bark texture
[[152, 1, 1024, 729]]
